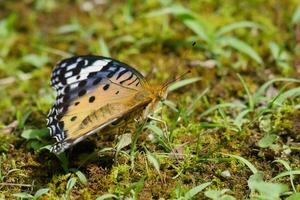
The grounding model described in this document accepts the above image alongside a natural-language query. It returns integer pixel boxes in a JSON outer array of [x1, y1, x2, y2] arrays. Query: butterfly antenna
[[160, 41, 196, 90], [161, 70, 191, 90]]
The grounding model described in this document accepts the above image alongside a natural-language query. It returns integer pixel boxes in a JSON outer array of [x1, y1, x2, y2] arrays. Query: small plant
[[63, 177, 77, 199], [199, 76, 300, 132], [21, 128, 50, 151], [97, 177, 145, 200], [13, 188, 49, 200], [205, 189, 236, 200], [173, 182, 212, 200], [147, 4, 263, 66], [269, 42, 292, 75], [223, 154, 300, 200]]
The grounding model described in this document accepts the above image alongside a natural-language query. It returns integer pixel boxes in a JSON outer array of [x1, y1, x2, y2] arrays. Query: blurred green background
[[0, 0, 300, 199]]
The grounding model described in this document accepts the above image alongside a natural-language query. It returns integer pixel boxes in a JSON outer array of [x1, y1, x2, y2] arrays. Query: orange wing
[[47, 56, 152, 153], [56, 82, 152, 153]]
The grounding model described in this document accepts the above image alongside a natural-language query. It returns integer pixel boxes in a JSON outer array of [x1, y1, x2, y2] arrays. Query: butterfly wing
[[47, 55, 150, 153]]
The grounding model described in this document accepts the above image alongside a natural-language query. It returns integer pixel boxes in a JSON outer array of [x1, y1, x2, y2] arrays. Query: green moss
[[0, 0, 300, 199]]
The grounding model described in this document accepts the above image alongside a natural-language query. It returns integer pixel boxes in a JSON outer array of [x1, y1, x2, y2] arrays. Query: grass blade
[[34, 188, 50, 199], [146, 150, 160, 174], [146, 4, 197, 18], [237, 74, 254, 110], [219, 36, 263, 64], [168, 77, 201, 92], [99, 38, 110, 57], [272, 87, 300, 106], [233, 109, 250, 130], [217, 21, 261, 36], [75, 170, 88, 185], [184, 182, 212, 199], [182, 18, 210, 42], [12, 193, 34, 199], [66, 177, 77, 192], [200, 103, 246, 118], [96, 194, 118, 200], [292, 4, 300, 24], [253, 78, 300, 104], [223, 154, 258, 174], [271, 170, 300, 181], [273, 159, 296, 192], [258, 134, 278, 148]]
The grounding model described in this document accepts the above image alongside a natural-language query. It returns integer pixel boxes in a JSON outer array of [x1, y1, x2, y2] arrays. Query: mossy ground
[[0, 1, 300, 199]]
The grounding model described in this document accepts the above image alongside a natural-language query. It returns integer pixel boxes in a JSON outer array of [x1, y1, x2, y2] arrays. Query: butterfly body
[[47, 55, 166, 153]]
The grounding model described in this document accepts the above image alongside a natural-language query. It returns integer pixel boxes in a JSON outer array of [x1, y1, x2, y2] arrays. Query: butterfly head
[[156, 86, 168, 102], [145, 70, 191, 106]]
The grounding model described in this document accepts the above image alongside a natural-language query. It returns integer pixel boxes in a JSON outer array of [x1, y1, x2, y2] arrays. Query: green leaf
[[34, 188, 49, 199], [184, 182, 212, 199], [258, 134, 278, 148], [271, 170, 300, 181], [223, 154, 258, 174], [237, 74, 254, 110], [253, 78, 300, 104], [146, 4, 197, 18], [163, 99, 178, 112], [26, 140, 45, 151], [16, 110, 32, 129], [145, 124, 164, 138], [248, 173, 288, 199], [217, 21, 261, 36], [145, 124, 170, 151], [205, 189, 236, 200], [132, 176, 145, 195], [205, 190, 223, 199], [13, 192, 34, 199], [199, 122, 227, 129], [182, 18, 210, 42], [233, 109, 250, 130], [21, 128, 49, 140], [221, 195, 236, 200], [56, 23, 81, 34], [75, 170, 88, 185], [287, 193, 300, 200], [219, 36, 263, 64], [116, 133, 132, 153], [292, 4, 300, 24], [273, 87, 300, 106], [269, 42, 281, 59], [273, 159, 296, 192], [66, 177, 77, 192], [22, 54, 49, 68], [123, 176, 145, 197], [146, 151, 160, 174], [168, 77, 201, 92], [96, 194, 118, 200], [147, 5, 210, 42], [99, 38, 110, 57], [0, 13, 17, 37], [273, 160, 292, 171], [200, 103, 246, 118]]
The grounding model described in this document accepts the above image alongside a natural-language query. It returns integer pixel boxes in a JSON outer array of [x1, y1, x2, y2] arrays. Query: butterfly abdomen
[[79, 103, 126, 129]]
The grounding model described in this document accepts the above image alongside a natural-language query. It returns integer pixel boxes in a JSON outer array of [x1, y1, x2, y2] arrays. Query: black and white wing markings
[[51, 117, 119, 153], [47, 55, 146, 148], [50, 56, 146, 115]]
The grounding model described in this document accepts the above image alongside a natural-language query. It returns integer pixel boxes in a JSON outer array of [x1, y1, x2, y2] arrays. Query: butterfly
[[47, 55, 174, 154]]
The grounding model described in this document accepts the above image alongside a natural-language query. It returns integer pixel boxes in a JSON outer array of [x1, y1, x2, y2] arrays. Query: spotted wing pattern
[[47, 55, 148, 153]]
